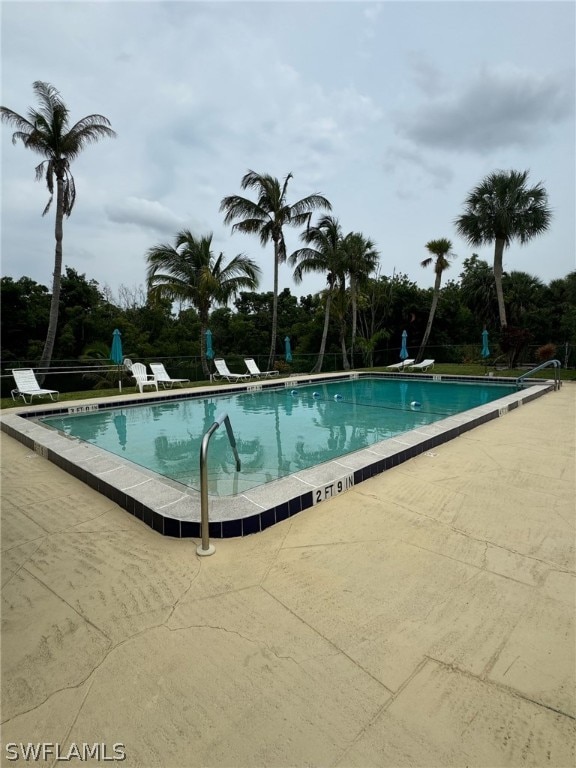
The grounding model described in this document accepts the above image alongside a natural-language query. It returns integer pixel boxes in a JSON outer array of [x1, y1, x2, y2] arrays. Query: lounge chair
[[213, 358, 251, 382], [409, 359, 435, 372], [11, 369, 59, 404], [149, 362, 190, 389], [386, 359, 415, 371], [129, 362, 158, 393], [244, 358, 279, 378]]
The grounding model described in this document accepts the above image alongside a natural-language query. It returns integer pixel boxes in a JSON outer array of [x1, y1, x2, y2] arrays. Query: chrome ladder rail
[[516, 359, 562, 391], [197, 412, 241, 557]]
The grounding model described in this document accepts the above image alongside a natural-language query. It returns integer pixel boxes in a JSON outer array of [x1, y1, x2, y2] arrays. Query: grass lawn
[[1, 364, 573, 411]]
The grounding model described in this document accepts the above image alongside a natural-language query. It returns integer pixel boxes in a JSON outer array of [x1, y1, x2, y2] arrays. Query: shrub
[[274, 359, 292, 374], [536, 343, 557, 362]]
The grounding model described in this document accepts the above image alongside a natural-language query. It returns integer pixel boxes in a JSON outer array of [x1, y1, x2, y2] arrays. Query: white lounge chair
[[213, 358, 250, 382], [129, 362, 158, 393], [244, 358, 279, 378], [409, 359, 435, 372], [149, 362, 190, 389], [11, 369, 59, 404], [386, 359, 415, 371]]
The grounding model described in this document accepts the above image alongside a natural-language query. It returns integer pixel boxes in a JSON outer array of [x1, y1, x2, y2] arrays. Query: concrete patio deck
[[1, 384, 574, 767]]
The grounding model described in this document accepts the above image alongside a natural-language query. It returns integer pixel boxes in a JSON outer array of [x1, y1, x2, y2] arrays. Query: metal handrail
[[516, 359, 562, 391], [197, 412, 241, 557]]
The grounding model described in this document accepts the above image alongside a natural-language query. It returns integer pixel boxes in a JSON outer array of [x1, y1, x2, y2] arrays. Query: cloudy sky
[[1, 0, 574, 303]]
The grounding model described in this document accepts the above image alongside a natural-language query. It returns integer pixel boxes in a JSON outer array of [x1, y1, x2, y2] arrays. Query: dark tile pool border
[[0, 372, 556, 539]]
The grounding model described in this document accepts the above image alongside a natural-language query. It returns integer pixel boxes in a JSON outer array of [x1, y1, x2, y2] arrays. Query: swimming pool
[[0, 372, 554, 538], [41, 377, 517, 497]]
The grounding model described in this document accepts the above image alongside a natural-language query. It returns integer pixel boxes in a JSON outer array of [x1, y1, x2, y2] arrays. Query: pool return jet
[[198, 411, 241, 556]]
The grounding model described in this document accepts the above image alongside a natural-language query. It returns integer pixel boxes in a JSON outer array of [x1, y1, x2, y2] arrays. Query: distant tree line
[[2, 261, 574, 377]]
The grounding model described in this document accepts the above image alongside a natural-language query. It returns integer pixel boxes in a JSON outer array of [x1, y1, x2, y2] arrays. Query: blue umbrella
[[205, 329, 214, 360], [285, 336, 292, 363], [110, 328, 124, 391], [481, 329, 490, 373], [400, 330, 409, 360], [481, 329, 490, 358]]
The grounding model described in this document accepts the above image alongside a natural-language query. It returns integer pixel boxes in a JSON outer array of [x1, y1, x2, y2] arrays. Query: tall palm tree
[[289, 215, 343, 373], [220, 170, 331, 369], [1, 81, 116, 371], [455, 169, 551, 328], [415, 238, 455, 363], [146, 230, 261, 376], [340, 232, 379, 365]]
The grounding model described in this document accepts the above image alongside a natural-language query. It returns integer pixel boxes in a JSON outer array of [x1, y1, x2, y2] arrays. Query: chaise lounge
[[409, 359, 435, 372], [149, 362, 190, 389], [213, 358, 251, 382], [386, 359, 415, 371], [244, 358, 279, 378], [11, 369, 60, 404]]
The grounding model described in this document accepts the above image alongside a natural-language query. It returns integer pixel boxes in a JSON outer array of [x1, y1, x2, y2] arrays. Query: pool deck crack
[[425, 655, 576, 721], [261, 585, 395, 696], [330, 658, 429, 767], [354, 489, 575, 578]]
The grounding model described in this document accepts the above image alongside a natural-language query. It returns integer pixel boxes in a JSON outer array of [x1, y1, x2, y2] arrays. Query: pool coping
[[0, 371, 555, 538]]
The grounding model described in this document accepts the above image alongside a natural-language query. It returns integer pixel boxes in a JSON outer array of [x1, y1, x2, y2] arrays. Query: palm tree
[[289, 215, 343, 373], [220, 171, 331, 369], [459, 254, 499, 329], [455, 170, 552, 328], [1, 81, 116, 371], [415, 238, 455, 363], [503, 270, 545, 327], [146, 230, 261, 376], [340, 232, 379, 365]]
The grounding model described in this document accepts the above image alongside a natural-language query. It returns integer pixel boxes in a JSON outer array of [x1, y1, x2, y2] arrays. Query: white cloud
[[105, 198, 187, 234]]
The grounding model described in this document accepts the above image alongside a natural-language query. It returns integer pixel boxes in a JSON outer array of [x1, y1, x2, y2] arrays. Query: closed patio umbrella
[[400, 330, 409, 360], [110, 329, 123, 392], [481, 329, 490, 358], [481, 329, 490, 373], [205, 329, 214, 360], [285, 336, 292, 363]]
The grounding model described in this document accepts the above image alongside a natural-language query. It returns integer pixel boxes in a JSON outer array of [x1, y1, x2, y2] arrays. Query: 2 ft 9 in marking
[[313, 475, 354, 504]]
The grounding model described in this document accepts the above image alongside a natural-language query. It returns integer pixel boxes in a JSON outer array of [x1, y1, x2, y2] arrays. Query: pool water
[[42, 377, 517, 496]]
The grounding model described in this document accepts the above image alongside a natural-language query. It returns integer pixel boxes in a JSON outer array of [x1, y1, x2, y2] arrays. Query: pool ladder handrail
[[197, 412, 241, 557], [516, 359, 562, 391]]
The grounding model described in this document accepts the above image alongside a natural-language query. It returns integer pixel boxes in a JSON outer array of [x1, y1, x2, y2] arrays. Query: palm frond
[[455, 169, 551, 248], [0, 107, 35, 134], [290, 194, 332, 217]]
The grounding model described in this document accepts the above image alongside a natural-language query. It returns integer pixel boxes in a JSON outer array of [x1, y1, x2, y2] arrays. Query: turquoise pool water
[[41, 377, 516, 496]]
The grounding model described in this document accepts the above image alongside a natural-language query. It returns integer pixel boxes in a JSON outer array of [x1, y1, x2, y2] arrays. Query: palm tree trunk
[[200, 318, 210, 378], [311, 293, 332, 373], [340, 322, 350, 370], [493, 237, 507, 328], [268, 241, 280, 370], [38, 175, 64, 380], [339, 284, 350, 370], [416, 272, 441, 363], [350, 278, 357, 367]]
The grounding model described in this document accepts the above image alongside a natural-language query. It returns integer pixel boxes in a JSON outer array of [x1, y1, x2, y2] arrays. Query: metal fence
[[1, 342, 574, 399]]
